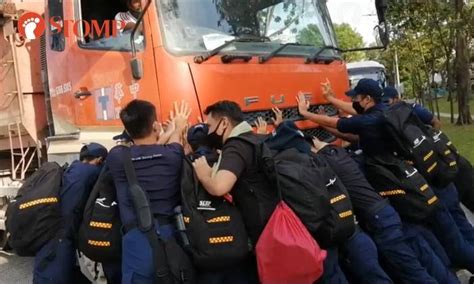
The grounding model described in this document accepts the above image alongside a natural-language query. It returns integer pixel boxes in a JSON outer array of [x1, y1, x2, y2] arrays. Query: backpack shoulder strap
[[81, 166, 110, 221], [121, 145, 171, 279]]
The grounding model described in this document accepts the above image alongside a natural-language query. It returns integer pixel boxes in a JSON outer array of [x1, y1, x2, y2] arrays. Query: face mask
[[206, 120, 226, 150], [352, 101, 365, 114]]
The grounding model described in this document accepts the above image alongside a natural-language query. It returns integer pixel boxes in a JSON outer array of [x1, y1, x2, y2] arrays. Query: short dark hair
[[204, 100, 244, 126], [120, 100, 157, 139]]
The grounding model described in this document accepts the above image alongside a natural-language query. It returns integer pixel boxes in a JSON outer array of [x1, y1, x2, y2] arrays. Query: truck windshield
[[156, 0, 338, 57]]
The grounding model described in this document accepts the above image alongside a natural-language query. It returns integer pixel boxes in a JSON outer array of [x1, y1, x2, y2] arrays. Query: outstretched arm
[[297, 93, 340, 128], [321, 78, 357, 115]]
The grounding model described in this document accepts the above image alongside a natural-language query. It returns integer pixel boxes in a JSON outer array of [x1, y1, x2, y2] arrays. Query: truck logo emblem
[[244, 96, 259, 106], [245, 93, 310, 106], [271, 95, 285, 104]]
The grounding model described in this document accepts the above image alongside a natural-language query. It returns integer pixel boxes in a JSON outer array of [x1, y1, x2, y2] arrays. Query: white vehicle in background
[[347, 60, 387, 89]]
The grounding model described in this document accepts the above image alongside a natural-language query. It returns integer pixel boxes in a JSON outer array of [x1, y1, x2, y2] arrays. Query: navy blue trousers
[[403, 223, 459, 284], [121, 224, 175, 284], [428, 203, 474, 273], [434, 183, 474, 245], [341, 229, 392, 284], [33, 238, 76, 284], [364, 204, 437, 283]]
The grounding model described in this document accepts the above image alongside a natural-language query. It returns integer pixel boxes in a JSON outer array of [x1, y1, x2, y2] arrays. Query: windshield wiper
[[305, 45, 343, 64], [258, 42, 312, 63], [194, 35, 270, 64]]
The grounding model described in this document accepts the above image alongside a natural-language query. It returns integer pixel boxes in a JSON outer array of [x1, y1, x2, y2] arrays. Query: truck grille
[[302, 128, 336, 143], [243, 104, 337, 123]]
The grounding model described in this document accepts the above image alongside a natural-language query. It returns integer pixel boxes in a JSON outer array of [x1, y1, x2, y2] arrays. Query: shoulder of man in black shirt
[[218, 132, 257, 179]]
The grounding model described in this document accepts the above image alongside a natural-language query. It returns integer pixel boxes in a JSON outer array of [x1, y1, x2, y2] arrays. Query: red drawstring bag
[[256, 201, 327, 284]]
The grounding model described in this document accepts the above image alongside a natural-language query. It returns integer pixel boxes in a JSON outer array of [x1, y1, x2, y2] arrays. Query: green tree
[[366, 0, 472, 124], [333, 23, 365, 62], [296, 24, 324, 46]]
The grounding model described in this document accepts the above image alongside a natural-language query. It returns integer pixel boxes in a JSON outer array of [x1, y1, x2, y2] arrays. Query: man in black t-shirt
[[193, 100, 276, 244], [193, 100, 350, 283], [193, 100, 269, 284]]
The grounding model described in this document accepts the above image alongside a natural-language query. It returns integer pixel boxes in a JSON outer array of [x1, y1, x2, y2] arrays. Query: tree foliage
[[333, 23, 365, 62], [297, 24, 324, 46], [366, 0, 472, 124]]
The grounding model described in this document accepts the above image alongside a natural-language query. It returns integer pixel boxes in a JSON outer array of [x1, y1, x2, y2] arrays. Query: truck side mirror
[[375, 0, 389, 47], [375, 0, 388, 23], [129, 0, 152, 80], [376, 23, 389, 47], [130, 58, 143, 80]]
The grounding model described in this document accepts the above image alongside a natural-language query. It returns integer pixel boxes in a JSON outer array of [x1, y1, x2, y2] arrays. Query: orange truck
[[0, 0, 388, 243]]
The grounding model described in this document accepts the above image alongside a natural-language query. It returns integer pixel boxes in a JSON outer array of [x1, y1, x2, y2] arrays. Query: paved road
[[0, 251, 33, 284], [0, 208, 473, 284]]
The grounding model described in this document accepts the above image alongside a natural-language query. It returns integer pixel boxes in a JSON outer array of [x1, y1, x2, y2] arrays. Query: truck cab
[[44, 0, 351, 161]]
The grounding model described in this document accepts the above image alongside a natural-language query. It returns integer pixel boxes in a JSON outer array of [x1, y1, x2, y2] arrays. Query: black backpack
[[233, 134, 352, 248], [6, 162, 65, 256], [310, 152, 356, 247], [273, 147, 357, 248], [180, 157, 249, 270], [384, 102, 458, 187], [224, 134, 280, 245], [77, 166, 122, 263], [364, 153, 440, 222]]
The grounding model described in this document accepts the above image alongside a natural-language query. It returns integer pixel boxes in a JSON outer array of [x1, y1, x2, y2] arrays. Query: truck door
[[46, 0, 160, 134]]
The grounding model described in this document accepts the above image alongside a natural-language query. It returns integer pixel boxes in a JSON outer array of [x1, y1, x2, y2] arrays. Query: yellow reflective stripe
[[427, 196, 438, 205], [330, 194, 346, 204], [447, 141, 452, 146], [207, 216, 231, 223], [380, 190, 406, 197], [449, 161, 457, 167], [339, 210, 353, 218], [424, 151, 434, 161], [427, 162, 438, 173], [420, 184, 429, 192], [184, 217, 190, 224], [19, 197, 58, 209], [87, 240, 111, 247], [444, 150, 451, 156], [209, 236, 233, 244], [89, 221, 112, 229]]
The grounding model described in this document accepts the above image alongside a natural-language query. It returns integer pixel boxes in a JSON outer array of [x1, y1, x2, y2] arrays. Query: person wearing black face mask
[[206, 119, 226, 150], [193, 101, 278, 283], [297, 80, 466, 283], [297, 78, 391, 157]]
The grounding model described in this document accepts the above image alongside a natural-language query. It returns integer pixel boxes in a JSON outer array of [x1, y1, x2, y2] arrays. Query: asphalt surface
[[0, 208, 473, 284], [0, 251, 33, 284]]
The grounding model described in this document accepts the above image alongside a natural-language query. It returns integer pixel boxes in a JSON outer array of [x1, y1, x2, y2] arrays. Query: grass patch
[[441, 118, 474, 163], [426, 97, 473, 115]]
